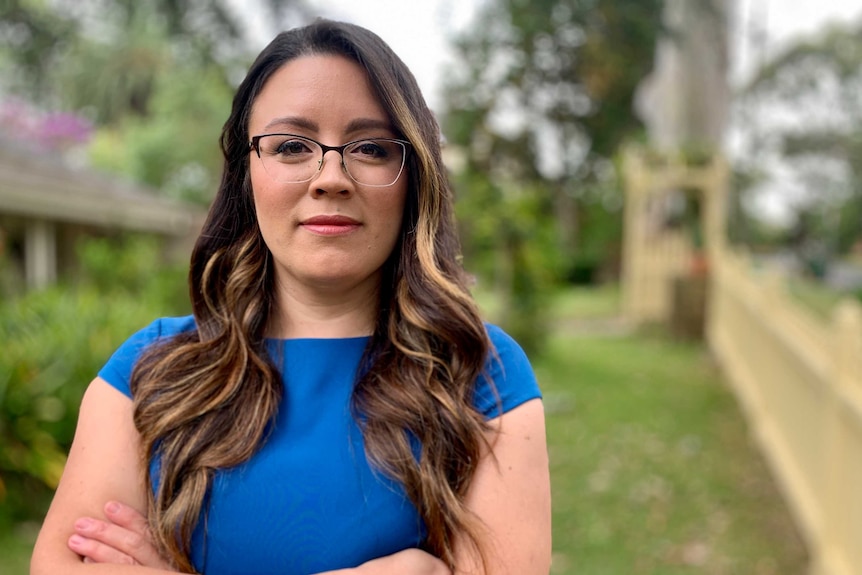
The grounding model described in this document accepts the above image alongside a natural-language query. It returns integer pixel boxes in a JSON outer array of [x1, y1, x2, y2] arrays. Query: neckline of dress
[[264, 335, 371, 344]]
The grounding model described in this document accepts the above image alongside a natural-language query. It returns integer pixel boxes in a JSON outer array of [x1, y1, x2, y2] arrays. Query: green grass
[[550, 284, 621, 319], [1, 286, 808, 574], [473, 283, 621, 324], [538, 289, 808, 574]]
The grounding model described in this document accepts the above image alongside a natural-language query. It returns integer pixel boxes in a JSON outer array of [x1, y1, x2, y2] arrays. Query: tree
[[1, 0, 308, 110], [736, 18, 862, 260], [442, 0, 664, 352], [0, 0, 309, 203]]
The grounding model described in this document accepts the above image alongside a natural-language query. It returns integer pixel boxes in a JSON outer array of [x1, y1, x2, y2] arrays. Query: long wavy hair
[[130, 19, 492, 573]]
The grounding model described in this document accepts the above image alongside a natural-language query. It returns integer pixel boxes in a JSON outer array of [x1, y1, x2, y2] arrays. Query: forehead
[[249, 54, 391, 135]]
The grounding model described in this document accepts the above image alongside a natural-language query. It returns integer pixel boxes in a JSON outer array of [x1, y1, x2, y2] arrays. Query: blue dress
[[99, 316, 540, 575]]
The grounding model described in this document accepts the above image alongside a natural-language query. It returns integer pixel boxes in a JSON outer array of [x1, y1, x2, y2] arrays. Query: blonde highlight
[[126, 20, 497, 573]]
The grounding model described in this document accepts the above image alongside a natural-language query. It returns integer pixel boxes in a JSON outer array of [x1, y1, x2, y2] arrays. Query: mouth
[[300, 214, 361, 236]]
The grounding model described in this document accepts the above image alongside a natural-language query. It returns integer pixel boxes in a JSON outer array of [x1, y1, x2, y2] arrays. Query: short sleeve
[[473, 324, 542, 419], [98, 316, 196, 398]]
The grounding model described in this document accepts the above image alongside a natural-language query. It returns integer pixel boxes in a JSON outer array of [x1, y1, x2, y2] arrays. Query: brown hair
[[131, 19, 491, 572]]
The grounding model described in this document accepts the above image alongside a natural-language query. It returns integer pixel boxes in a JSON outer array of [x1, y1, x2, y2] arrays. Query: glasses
[[249, 133, 411, 187]]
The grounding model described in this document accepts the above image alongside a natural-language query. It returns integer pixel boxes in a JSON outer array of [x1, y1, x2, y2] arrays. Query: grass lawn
[[538, 289, 808, 574], [1, 286, 808, 574]]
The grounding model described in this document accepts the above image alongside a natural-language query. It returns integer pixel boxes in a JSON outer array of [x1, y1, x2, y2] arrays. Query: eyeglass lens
[[255, 135, 406, 187]]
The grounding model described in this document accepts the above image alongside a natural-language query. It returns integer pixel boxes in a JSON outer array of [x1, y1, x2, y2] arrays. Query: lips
[[300, 214, 361, 236]]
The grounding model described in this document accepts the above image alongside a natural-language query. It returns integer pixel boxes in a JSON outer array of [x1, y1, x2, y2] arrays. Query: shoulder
[[484, 323, 535, 383], [474, 324, 541, 420], [146, 315, 198, 339], [113, 315, 197, 357], [97, 315, 197, 398]]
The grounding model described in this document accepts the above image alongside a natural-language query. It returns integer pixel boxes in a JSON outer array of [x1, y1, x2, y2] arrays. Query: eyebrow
[[262, 116, 318, 133], [261, 116, 395, 136]]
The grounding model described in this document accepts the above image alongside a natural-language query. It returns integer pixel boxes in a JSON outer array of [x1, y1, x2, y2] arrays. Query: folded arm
[[48, 388, 550, 575], [30, 377, 178, 575]]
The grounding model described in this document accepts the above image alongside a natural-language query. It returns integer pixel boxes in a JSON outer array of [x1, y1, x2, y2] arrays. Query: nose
[[312, 149, 352, 196]]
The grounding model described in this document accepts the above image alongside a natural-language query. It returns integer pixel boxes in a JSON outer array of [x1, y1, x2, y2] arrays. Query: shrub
[[0, 236, 188, 526]]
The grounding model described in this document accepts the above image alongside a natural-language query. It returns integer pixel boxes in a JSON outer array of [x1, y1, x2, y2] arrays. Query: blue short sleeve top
[[98, 316, 541, 575]]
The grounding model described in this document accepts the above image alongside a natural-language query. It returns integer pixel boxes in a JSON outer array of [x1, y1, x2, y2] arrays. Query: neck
[[268, 276, 380, 339]]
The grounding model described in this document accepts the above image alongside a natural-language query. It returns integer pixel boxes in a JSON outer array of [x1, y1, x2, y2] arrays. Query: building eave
[[0, 144, 205, 236]]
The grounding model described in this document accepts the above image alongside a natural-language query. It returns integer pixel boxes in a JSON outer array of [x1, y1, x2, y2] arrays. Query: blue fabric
[[98, 316, 540, 575]]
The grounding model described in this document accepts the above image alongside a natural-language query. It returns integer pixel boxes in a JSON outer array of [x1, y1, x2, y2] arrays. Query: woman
[[30, 19, 551, 575]]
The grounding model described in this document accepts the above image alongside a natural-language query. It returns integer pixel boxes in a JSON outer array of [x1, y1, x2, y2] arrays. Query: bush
[[0, 236, 188, 526]]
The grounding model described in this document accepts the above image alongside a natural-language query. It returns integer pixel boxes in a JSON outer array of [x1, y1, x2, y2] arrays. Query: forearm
[[314, 549, 451, 575], [33, 566, 179, 575], [31, 554, 179, 575]]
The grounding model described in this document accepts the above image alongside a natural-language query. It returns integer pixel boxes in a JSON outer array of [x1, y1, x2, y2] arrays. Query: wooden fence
[[622, 148, 862, 575]]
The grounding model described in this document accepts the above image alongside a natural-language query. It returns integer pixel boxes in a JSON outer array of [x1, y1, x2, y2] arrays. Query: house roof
[[0, 140, 205, 236]]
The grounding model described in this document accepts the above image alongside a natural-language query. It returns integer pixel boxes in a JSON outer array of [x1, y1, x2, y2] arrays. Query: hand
[[355, 548, 452, 575], [67, 501, 176, 570]]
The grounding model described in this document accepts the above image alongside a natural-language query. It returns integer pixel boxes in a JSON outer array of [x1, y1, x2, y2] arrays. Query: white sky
[[306, 0, 862, 113], [305, 0, 479, 113], [305, 0, 862, 226], [735, 0, 862, 80]]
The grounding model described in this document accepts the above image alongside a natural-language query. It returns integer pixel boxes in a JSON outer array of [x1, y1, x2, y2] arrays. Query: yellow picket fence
[[622, 148, 862, 575]]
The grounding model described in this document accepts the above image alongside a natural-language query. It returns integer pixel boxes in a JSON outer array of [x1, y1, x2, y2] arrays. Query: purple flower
[[37, 112, 93, 149], [0, 99, 93, 151]]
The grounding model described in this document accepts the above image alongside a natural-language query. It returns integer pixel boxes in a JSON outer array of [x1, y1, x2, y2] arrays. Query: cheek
[[250, 163, 275, 205], [251, 170, 303, 218], [381, 190, 408, 241]]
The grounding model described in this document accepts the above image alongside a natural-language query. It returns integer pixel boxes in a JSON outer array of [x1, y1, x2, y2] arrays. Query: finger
[[68, 533, 136, 565], [104, 503, 174, 569], [104, 501, 151, 536], [73, 516, 167, 569]]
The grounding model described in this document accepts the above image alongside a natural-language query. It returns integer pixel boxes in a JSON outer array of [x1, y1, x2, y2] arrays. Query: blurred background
[[2, 0, 862, 573]]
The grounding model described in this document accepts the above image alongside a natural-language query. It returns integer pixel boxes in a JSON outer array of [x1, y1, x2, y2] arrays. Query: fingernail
[[69, 534, 85, 546], [106, 501, 121, 514], [74, 518, 94, 530]]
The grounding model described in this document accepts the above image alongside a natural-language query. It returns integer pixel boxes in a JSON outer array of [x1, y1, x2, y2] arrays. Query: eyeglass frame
[[248, 133, 412, 187]]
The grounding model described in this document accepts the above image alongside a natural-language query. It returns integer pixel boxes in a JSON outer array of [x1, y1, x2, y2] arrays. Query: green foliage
[[0, 523, 37, 575], [738, 19, 862, 256], [456, 171, 560, 356], [0, 0, 78, 96], [444, 0, 664, 354], [0, 1, 310, 205], [561, 175, 625, 284], [88, 65, 233, 204], [0, 0, 285, 112], [0, 236, 188, 526]]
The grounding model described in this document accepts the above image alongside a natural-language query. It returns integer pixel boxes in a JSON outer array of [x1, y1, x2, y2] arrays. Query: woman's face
[[248, 54, 408, 298]]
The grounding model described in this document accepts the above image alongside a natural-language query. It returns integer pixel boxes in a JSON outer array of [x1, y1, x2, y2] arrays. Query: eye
[[273, 138, 314, 156], [349, 140, 390, 161]]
